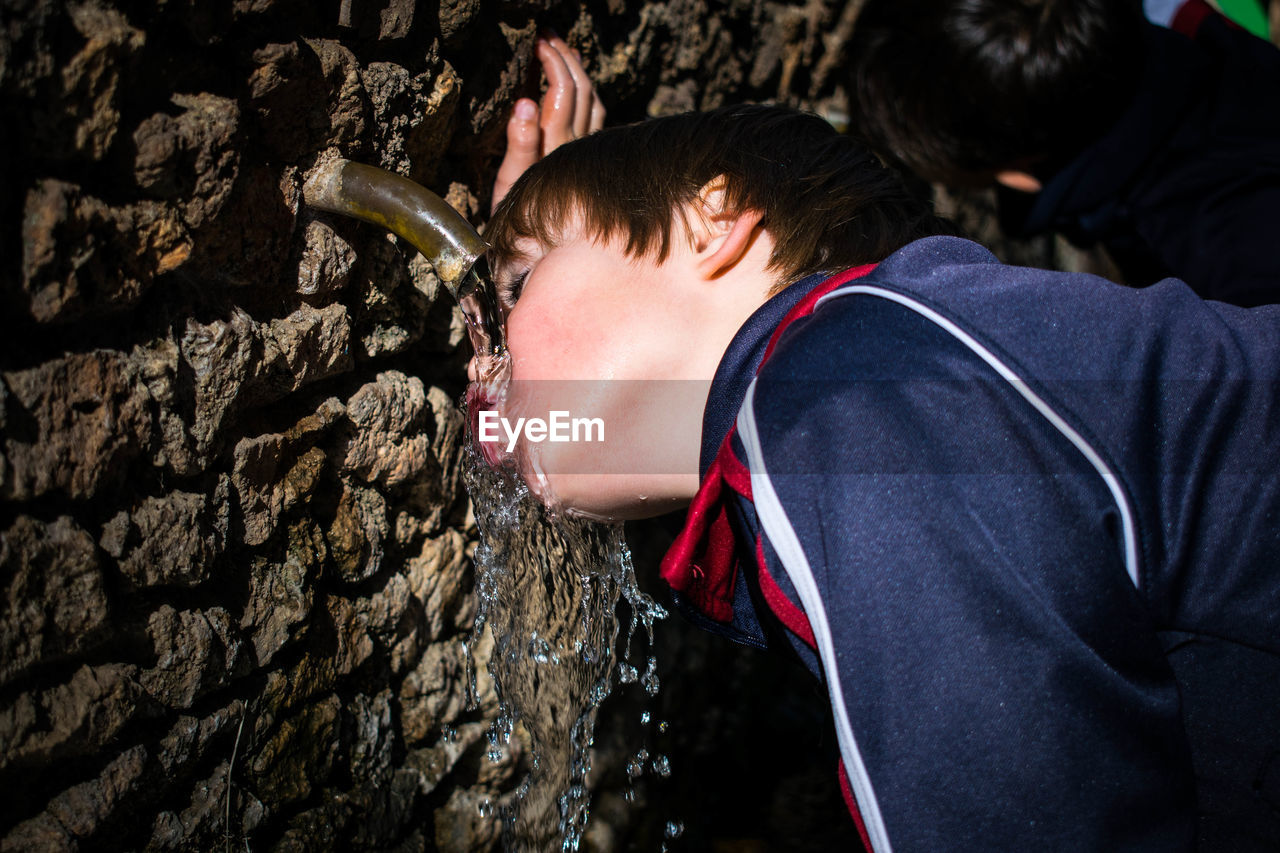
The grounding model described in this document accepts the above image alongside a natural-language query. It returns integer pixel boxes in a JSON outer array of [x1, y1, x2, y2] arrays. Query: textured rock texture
[[0, 0, 882, 849]]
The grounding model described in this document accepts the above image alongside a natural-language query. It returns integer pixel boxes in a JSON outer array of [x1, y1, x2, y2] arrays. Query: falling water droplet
[[665, 820, 684, 840], [642, 655, 660, 696], [626, 748, 649, 779]]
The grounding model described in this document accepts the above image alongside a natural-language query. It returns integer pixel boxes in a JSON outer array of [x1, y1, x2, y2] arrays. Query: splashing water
[[461, 408, 668, 851], [300, 163, 681, 845]]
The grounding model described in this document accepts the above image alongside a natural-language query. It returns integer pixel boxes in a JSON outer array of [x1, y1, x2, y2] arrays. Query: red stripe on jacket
[[659, 264, 875, 619], [659, 263, 876, 847]]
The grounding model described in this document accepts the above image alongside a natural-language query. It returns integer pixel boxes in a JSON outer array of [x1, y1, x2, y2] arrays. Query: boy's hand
[[491, 34, 605, 213]]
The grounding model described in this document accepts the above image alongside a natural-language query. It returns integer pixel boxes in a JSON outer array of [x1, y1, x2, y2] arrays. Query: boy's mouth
[[467, 384, 508, 468], [465, 347, 514, 469]]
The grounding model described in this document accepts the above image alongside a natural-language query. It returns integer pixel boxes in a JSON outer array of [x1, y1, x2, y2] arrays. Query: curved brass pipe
[[303, 159, 506, 357]]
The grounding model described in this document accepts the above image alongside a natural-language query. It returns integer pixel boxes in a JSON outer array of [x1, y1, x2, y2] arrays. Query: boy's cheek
[[506, 307, 587, 380], [503, 302, 545, 371]]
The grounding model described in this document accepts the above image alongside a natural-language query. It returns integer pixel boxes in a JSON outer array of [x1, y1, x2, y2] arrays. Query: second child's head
[[480, 105, 953, 518], [849, 0, 1146, 189]]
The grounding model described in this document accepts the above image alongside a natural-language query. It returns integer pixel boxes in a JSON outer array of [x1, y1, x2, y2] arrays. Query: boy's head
[[486, 104, 954, 295], [480, 105, 953, 519], [848, 0, 1145, 187]]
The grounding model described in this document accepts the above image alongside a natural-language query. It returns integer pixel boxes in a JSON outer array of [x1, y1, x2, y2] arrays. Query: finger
[[547, 36, 594, 139], [588, 90, 606, 134], [492, 98, 541, 213], [536, 38, 578, 153]]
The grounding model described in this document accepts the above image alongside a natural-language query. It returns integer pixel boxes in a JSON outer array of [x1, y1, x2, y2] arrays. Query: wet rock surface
[[0, 0, 1095, 849]]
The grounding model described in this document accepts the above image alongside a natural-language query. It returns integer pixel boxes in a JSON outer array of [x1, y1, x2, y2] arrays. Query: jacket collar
[[663, 264, 876, 622], [698, 270, 829, 478]]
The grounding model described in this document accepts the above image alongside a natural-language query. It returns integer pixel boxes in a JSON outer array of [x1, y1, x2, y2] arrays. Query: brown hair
[[485, 104, 957, 294]]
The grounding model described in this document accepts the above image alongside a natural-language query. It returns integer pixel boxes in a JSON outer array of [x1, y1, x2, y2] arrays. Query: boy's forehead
[[490, 210, 591, 269], [492, 236, 544, 273]]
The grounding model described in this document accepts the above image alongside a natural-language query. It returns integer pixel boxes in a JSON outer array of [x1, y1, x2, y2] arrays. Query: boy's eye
[[499, 271, 528, 308]]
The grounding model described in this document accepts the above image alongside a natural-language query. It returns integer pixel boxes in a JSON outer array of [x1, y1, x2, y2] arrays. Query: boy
[[480, 104, 1280, 850], [848, 0, 1280, 306]]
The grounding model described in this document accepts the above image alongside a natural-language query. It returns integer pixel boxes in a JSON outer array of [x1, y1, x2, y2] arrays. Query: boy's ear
[[994, 169, 1042, 194], [689, 177, 765, 279]]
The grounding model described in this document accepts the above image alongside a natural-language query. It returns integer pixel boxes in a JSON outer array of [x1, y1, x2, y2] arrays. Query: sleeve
[[738, 295, 1197, 852], [1141, 169, 1280, 307]]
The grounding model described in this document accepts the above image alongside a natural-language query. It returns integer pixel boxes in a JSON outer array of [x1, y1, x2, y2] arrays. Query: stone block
[[146, 759, 242, 850], [176, 301, 350, 468], [19, 2, 146, 162], [326, 481, 389, 582], [305, 39, 370, 151], [0, 664, 145, 774], [2, 350, 152, 501], [1, 810, 74, 852], [232, 398, 343, 546], [155, 699, 245, 774], [438, 0, 481, 43], [322, 593, 375, 677], [0, 515, 107, 685], [44, 744, 148, 839], [296, 215, 356, 298], [377, 0, 416, 40], [100, 479, 231, 588], [179, 307, 257, 460], [406, 528, 470, 641], [399, 637, 474, 748], [358, 571, 417, 674], [348, 689, 395, 780], [141, 605, 245, 709], [259, 302, 353, 395], [341, 370, 433, 488], [248, 693, 340, 807], [360, 60, 459, 183], [21, 180, 191, 323], [133, 92, 240, 229], [240, 520, 323, 666]]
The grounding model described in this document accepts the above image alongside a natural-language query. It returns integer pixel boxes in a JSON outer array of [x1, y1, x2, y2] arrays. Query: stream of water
[[461, 420, 671, 851]]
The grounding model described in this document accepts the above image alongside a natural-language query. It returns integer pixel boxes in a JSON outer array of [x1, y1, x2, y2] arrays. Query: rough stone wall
[[0, 1, 866, 850]]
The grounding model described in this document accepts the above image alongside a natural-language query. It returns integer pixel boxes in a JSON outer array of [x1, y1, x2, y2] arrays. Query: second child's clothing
[[998, 5, 1280, 306]]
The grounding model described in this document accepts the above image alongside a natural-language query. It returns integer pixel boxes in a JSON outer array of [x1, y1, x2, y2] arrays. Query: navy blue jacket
[[998, 7, 1280, 307], [661, 236, 1280, 851]]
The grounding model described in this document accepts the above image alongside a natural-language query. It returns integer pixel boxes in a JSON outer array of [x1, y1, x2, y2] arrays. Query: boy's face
[[481, 218, 709, 520]]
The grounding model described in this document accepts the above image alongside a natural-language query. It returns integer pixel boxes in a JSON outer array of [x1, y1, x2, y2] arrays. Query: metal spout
[[303, 159, 506, 357]]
